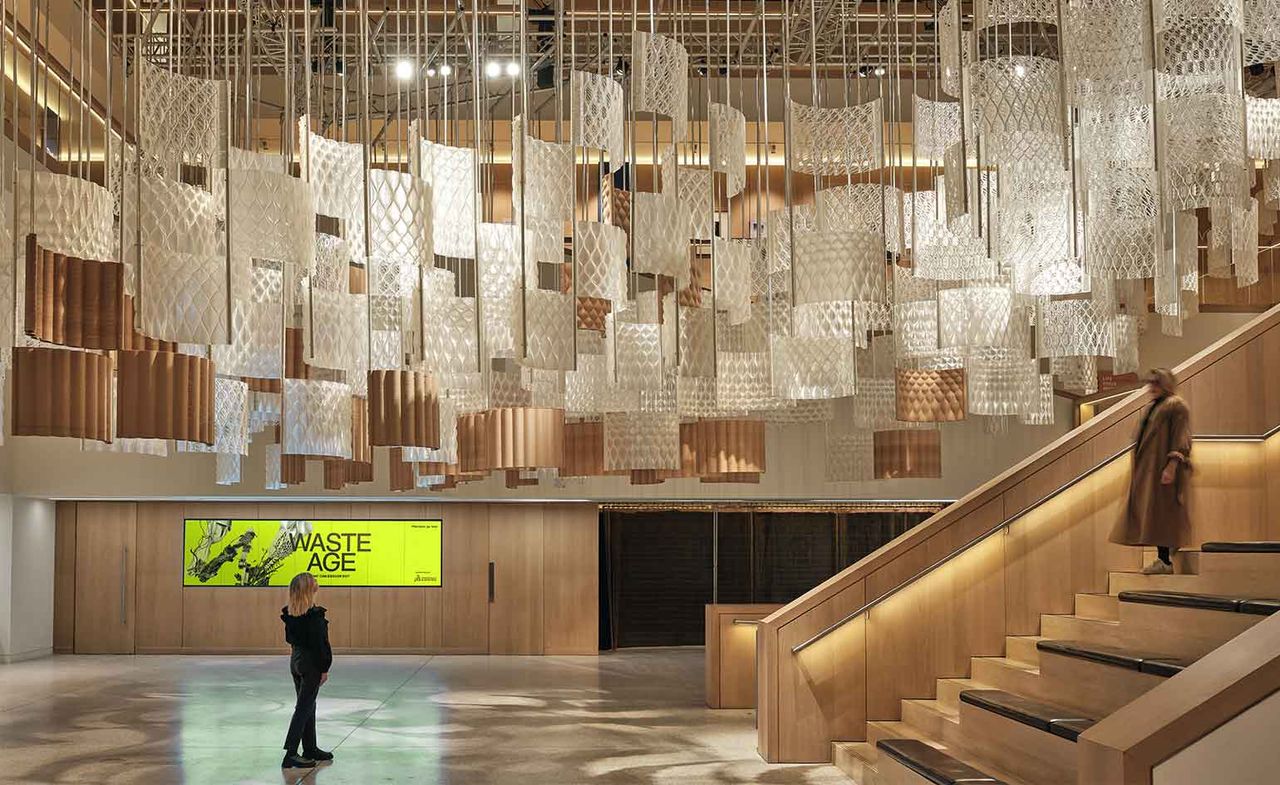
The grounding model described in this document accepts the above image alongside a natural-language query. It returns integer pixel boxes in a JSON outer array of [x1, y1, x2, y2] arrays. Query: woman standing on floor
[[1110, 368, 1193, 575], [280, 572, 334, 769]]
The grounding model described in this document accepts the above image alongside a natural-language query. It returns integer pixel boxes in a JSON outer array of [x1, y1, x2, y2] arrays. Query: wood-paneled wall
[[705, 604, 781, 709], [756, 304, 1280, 763], [55, 501, 599, 656]]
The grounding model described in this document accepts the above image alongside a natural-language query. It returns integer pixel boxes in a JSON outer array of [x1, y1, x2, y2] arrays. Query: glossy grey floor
[[0, 649, 844, 785]]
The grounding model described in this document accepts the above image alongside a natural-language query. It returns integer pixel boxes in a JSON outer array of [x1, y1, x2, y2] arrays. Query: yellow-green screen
[[183, 519, 442, 587]]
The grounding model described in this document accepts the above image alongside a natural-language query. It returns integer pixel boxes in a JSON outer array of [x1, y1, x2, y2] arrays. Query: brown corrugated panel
[[24, 236, 126, 349], [351, 396, 372, 464], [560, 420, 605, 477], [388, 448, 416, 492], [323, 459, 348, 490], [11, 346, 112, 441], [485, 406, 565, 470], [681, 418, 766, 476], [120, 295, 178, 352], [368, 370, 441, 448], [457, 411, 490, 473], [116, 350, 214, 443], [894, 367, 967, 423], [873, 429, 943, 479]]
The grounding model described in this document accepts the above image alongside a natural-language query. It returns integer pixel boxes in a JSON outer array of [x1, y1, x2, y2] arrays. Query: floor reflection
[[0, 649, 843, 784]]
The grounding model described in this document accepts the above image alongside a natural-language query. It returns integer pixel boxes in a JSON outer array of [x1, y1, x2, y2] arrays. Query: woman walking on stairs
[[1111, 368, 1192, 575]]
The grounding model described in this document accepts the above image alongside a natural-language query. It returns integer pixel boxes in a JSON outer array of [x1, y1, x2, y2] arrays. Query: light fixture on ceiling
[[505, 61, 521, 77], [438, 63, 453, 77], [485, 60, 502, 78], [1013, 63, 1026, 77], [874, 66, 886, 76], [426, 66, 437, 78], [394, 59, 414, 81]]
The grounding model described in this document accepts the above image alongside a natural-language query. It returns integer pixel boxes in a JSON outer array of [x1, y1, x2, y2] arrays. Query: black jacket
[[281, 606, 333, 674]]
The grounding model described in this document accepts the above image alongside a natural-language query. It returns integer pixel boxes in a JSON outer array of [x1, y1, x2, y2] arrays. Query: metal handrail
[[789, 427, 1280, 655]]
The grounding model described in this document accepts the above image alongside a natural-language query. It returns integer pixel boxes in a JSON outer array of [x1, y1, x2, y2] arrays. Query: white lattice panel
[[479, 222, 521, 358], [1020, 373, 1057, 425], [575, 221, 627, 302], [282, 379, 352, 459], [513, 130, 575, 222], [771, 335, 857, 400], [301, 122, 365, 245], [632, 32, 690, 143], [633, 189, 687, 279], [912, 95, 962, 160], [715, 238, 754, 326], [17, 172, 116, 261], [894, 300, 939, 358], [716, 351, 775, 412], [967, 354, 1037, 415], [517, 288, 575, 371], [790, 99, 883, 176], [573, 71, 626, 170], [611, 320, 664, 391], [368, 168, 432, 264], [938, 285, 1014, 350], [139, 59, 227, 166], [212, 299, 282, 378], [767, 204, 816, 274], [603, 410, 681, 471], [1040, 299, 1117, 357], [679, 168, 714, 241], [418, 138, 477, 259], [710, 103, 747, 196], [970, 56, 1063, 171], [816, 183, 903, 253], [793, 230, 884, 305], [228, 168, 314, 271]]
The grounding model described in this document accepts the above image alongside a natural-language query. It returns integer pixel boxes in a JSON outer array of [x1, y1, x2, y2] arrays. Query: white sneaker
[[1142, 559, 1174, 575]]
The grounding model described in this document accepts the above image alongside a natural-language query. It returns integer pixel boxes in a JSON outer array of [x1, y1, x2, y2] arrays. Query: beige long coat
[[1110, 395, 1193, 549]]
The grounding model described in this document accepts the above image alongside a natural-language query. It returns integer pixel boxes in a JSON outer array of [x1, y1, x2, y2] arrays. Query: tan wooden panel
[[1185, 441, 1268, 546], [442, 503, 490, 653], [708, 605, 781, 713], [182, 586, 289, 651], [489, 506, 544, 655], [134, 502, 184, 652], [52, 502, 77, 653], [541, 504, 598, 655], [774, 582, 867, 762], [344, 502, 433, 651], [73, 502, 136, 654]]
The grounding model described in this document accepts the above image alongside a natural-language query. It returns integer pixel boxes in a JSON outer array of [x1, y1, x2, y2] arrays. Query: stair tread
[[863, 723, 1036, 785], [960, 688, 1095, 741], [1202, 541, 1280, 553], [876, 738, 1008, 784], [1119, 589, 1280, 615], [905, 698, 961, 721], [1036, 639, 1194, 677]]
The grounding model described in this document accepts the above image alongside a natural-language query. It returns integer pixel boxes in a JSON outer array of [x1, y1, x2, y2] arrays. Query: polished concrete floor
[[0, 649, 845, 785]]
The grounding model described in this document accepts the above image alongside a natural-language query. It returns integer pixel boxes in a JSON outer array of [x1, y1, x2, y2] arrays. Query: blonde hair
[[1145, 368, 1178, 396], [287, 572, 318, 617]]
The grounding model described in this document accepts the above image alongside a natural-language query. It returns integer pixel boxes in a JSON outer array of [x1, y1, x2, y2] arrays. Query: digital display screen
[[182, 519, 442, 587]]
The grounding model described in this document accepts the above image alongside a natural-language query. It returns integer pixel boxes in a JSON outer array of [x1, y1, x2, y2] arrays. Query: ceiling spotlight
[[1013, 63, 1026, 77], [438, 63, 453, 77], [426, 67, 437, 78], [505, 61, 521, 77], [485, 60, 502, 78], [874, 66, 886, 76], [394, 59, 414, 81]]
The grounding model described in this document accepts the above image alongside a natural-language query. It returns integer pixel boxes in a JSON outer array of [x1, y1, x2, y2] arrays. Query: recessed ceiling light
[[394, 60, 414, 81]]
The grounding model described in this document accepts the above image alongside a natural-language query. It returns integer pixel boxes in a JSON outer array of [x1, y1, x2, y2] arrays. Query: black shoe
[[304, 748, 334, 762], [282, 753, 316, 769]]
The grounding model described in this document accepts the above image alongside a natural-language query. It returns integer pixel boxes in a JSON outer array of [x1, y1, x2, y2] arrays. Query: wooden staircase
[[833, 544, 1280, 785]]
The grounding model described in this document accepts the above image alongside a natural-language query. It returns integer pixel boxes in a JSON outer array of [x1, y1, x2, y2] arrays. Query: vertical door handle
[[488, 561, 495, 603], [120, 545, 128, 625]]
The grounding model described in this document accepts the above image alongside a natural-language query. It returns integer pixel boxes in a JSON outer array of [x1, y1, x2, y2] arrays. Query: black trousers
[[284, 666, 322, 755]]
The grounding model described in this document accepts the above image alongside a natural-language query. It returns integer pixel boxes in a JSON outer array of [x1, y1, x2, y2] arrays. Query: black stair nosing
[[958, 689, 1093, 740], [1036, 639, 1142, 671], [1202, 541, 1280, 554], [1036, 639, 1193, 678], [1048, 718, 1096, 742], [1239, 599, 1280, 616], [874, 738, 1005, 785], [1117, 589, 1243, 613]]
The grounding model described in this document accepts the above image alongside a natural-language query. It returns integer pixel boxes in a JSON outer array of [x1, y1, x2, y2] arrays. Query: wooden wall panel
[[489, 506, 545, 654], [56, 500, 597, 656], [52, 502, 77, 653], [73, 502, 136, 654], [542, 504, 598, 654], [705, 604, 781, 709], [441, 503, 490, 653], [134, 502, 184, 652]]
